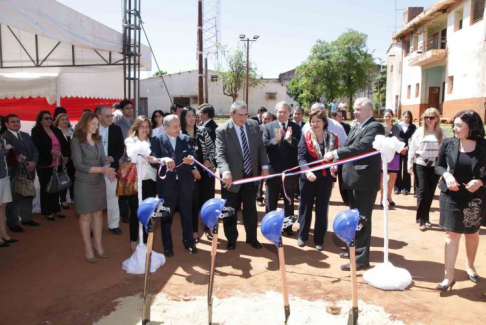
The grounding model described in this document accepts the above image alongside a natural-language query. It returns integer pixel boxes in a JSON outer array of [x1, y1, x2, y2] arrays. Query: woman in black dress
[[435, 110, 486, 291], [380, 109, 401, 207], [180, 107, 215, 242], [394, 110, 417, 195], [31, 111, 70, 221]]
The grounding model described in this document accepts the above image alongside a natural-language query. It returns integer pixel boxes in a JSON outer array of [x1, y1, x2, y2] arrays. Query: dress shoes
[[164, 248, 174, 257], [315, 244, 323, 251], [340, 263, 370, 271], [246, 240, 263, 249], [402, 189, 410, 196], [466, 269, 479, 283], [45, 215, 55, 221], [339, 252, 350, 259], [257, 201, 265, 207], [297, 238, 305, 247], [109, 228, 123, 235], [9, 225, 24, 233], [2, 238, 18, 244], [227, 242, 236, 250], [121, 215, 129, 224], [62, 204, 70, 210], [56, 214, 66, 219], [21, 220, 40, 227], [0, 242, 9, 248], [185, 246, 198, 254], [283, 228, 295, 236], [436, 279, 455, 291]]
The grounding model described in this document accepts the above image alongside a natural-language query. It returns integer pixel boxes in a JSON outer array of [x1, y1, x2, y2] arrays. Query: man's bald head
[[353, 97, 374, 123]]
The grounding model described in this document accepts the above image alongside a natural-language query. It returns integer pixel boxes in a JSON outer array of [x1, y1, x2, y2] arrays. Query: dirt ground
[[1, 184, 485, 325]]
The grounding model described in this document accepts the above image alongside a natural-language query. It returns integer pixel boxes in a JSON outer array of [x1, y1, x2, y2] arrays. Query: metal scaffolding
[[123, 0, 142, 115]]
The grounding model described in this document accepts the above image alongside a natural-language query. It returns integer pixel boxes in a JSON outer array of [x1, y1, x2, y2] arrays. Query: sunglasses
[[424, 116, 436, 120], [43, 117, 52, 121]]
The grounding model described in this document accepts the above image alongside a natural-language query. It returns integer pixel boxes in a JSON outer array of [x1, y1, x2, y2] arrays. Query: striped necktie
[[240, 126, 252, 176]]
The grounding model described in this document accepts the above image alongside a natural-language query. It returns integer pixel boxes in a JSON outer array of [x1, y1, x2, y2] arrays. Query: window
[[404, 39, 410, 57], [471, 0, 485, 24], [266, 92, 277, 100], [210, 75, 218, 82], [454, 8, 464, 31], [412, 35, 419, 52], [447, 76, 454, 94], [415, 83, 420, 98], [390, 65, 394, 72], [407, 85, 411, 99]]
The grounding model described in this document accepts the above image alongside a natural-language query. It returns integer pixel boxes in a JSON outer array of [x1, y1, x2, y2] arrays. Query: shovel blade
[[347, 307, 358, 325]]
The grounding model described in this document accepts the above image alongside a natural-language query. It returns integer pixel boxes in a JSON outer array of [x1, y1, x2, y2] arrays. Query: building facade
[[141, 70, 291, 117], [387, 0, 486, 121]]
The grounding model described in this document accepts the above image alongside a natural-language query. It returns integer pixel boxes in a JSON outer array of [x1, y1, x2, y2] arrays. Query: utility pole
[[205, 57, 209, 103], [197, 0, 204, 105], [239, 35, 259, 105]]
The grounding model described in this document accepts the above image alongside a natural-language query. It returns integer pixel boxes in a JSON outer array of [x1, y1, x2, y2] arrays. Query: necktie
[[240, 126, 252, 176], [281, 123, 287, 135]]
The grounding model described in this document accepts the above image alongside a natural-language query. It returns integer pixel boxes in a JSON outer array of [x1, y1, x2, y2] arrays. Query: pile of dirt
[[95, 291, 404, 325]]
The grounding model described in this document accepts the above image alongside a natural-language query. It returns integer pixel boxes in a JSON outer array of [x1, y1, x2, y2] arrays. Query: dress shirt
[[99, 124, 109, 156], [8, 129, 19, 139]]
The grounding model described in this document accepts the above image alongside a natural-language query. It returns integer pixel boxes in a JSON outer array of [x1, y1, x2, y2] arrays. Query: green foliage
[[153, 70, 167, 77], [287, 29, 377, 110], [215, 45, 261, 102], [372, 66, 387, 110]]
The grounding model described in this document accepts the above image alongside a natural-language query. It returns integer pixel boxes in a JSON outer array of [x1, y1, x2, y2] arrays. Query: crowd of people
[[0, 98, 485, 292]]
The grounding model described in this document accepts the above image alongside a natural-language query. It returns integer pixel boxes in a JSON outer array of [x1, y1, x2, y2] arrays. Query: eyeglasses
[[102, 114, 114, 118], [424, 116, 436, 120], [43, 117, 52, 121]]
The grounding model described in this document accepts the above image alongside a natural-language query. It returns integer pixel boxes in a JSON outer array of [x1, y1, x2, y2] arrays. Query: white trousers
[[105, 177, 120, 229]]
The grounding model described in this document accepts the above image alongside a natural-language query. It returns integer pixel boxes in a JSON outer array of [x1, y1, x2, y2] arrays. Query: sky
[[57, 0, 438, 78]]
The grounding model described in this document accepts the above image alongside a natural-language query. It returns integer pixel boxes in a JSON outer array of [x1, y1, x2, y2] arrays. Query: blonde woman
[[408, 108, 445, 231], [125, 116, 157, 252]]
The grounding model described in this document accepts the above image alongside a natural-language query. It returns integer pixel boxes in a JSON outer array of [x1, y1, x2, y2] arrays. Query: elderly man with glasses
[[96, 106, 125, 235]]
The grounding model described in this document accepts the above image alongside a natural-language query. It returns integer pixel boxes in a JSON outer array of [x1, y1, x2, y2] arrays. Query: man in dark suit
[[151, 115, 197, 257], [3, 114, 39, 232], [263, 101, 301, 235], [216, 101, 269, 250], [292, 107, 305, 129], [325, 98, 385, 271], [250, 107, 267, 125], [198, 103, 218, 143], [96, 106, 125, 235]]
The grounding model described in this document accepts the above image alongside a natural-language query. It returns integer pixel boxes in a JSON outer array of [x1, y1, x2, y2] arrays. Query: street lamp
[[240, 34, 259, 105]]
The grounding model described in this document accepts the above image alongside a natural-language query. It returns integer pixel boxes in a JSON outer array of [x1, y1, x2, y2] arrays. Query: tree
[[215, 45, 261, 102], [153, 70, 167, 76], [334, 30, 376, 112], [286, 30, 376, 112], [372, 65, 387, 112], [287, 40, 340, 108]]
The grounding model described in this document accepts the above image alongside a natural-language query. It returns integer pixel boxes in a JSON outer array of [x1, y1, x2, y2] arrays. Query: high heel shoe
[[86, 254, 96, 264], [466, 269, 479, 283], [94, 248, 109, 258], [130, 241, 138, 253], [436, 279, 455, 291]]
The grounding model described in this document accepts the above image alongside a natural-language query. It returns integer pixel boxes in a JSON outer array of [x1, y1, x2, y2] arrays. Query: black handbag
[[11, 162, 36, 197], [46, 157, 72, 194]]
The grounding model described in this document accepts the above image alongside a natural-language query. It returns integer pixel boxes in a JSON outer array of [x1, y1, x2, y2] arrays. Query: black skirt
[[439, 188, 485, 234]]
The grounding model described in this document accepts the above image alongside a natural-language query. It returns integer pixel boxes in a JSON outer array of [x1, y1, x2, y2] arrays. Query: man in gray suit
[[216, 101, 269, 250], [3, 114, 39, 232], [324, 98, 385, 271]]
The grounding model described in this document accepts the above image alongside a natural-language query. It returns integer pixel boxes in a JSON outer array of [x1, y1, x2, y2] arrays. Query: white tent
[[0, 0, 151, 102]]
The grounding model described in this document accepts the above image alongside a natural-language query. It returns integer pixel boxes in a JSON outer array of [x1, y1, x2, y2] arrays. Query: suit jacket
[[435, 137, 486, 196], [336, 117, 385, 192], [341, 122, 351, 135], [215, 118, 268, 193], [297, 132, 335, 183], [293, 120, 304, 129], [71, 137, 106, 183], [3, 129, 39, 168], [263, 120, 301, 173], [31, 127, 70, 167], [397, 123, 417, 148], [201, 119, 218, 143], [107, 124, 125, 171], [150, 132, 196, 197], [250, 115, 262, 125]]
